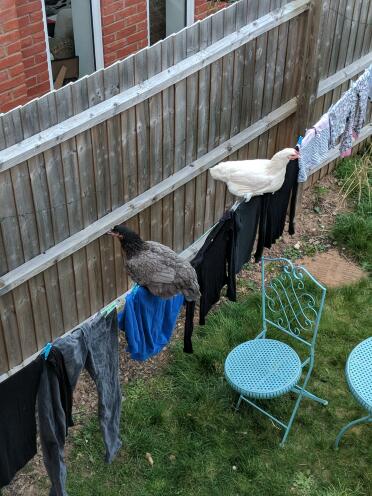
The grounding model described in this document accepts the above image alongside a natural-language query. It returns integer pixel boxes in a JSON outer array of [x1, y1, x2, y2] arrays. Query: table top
[[346, 337, 372, 412]]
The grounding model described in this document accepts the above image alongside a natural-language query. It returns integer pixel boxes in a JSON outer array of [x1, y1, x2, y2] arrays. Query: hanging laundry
[[255, 159, 299, 262], [118, 285, 184, 361], [234, 196, 261, 273], [298, 113, 330, 182], [209, 148, 299, 201], [329, 67, 371, 156], [0, 358, 43, 489], [184, 211, 236, 353], [38, 310, 121, 496]]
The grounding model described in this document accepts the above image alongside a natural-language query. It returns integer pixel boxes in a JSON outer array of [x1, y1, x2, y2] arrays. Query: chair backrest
[[261, 257, 326, 353]]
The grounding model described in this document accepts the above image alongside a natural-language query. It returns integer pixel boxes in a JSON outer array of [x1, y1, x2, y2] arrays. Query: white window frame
[[91, 0, 105, 70], [146, 0, 195, 46], [41, 0, 105, 87], [186, 0, 195, 25], [41, 0, 54, 91]]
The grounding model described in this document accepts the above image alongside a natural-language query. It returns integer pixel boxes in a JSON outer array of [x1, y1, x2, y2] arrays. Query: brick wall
[[101, 0, 148, 67], [194, 0, 229, 21], [0, 0, 50, 113]]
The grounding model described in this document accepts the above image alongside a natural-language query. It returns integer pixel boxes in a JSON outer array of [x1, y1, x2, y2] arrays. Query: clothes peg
[[297, 135, 303, 146], [41, 342, 52, 360]]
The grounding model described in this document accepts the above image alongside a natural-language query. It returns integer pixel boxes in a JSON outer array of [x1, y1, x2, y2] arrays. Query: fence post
[[295, 0, 323, 210]]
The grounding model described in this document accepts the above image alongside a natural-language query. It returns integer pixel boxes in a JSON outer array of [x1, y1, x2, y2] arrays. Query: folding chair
[[225, 257, 327, 446]]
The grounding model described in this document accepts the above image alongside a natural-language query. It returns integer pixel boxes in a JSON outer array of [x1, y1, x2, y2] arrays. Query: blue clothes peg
[[297, 135, 303, 146], [41, 342, 52, 360]]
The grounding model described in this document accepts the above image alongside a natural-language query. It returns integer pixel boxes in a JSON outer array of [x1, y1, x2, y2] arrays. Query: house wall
[[0, 0, 50, 113], [100, 0, 149, 67], [194, 0, 228, 21], [0, 0, 231, 113]]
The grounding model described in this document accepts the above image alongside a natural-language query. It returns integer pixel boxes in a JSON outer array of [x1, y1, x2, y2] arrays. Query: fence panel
[[1, 0, 372, 379]]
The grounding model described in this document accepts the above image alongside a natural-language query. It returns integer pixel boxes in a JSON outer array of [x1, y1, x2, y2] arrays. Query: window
[[43, 0, 103, 88]]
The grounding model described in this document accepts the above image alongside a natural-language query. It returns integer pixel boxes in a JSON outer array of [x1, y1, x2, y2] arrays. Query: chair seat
[[224, 339, 302, 399], [346, 337, 372, 413]]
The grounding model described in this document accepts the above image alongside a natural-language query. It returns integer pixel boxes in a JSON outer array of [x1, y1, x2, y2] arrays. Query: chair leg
[[280, 394, 304, 447], [334, 415, 372, 449], [292, 385, 328, 406], [235, 395, 243, 412]]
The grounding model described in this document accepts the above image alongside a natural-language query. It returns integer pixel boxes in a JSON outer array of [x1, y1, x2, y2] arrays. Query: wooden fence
[[0, 0, 371, 379]]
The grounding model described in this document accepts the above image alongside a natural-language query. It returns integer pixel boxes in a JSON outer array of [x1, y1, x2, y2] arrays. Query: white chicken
[[209, 148, 299, 202]]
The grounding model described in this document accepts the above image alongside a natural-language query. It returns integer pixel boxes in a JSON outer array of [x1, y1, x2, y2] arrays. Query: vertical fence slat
[[161, 37, 175, 248], [70, 77, 103, 315], [104, 65, 126, 296], [1, 112, 39, 360], [0, 122, 22, 367], [0, 318, 8, 374], [148, 43, 164, 244], [185, 23, 200, 247], [20, 101, 52, 348], [204, 9, 224, 228], [134, 50, 151, 242], [238, 0, 259, 160], [55, 85, 91, 323], [217, 4, 237, 214], [194, 18, 212, 240], [87, 71, 116, 307], [38, 93, 75, 337], [173, 30, 187, 251]]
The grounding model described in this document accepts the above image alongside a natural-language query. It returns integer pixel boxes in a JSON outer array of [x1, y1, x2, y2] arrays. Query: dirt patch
[[297, 250, 366, 288]]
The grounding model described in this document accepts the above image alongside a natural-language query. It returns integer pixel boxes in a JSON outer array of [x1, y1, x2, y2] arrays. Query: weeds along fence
[[0, 0, 371, 378]]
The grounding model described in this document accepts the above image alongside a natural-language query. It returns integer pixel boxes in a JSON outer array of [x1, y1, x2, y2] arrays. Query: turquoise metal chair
[[335, 337, 372, 448], [225, 257, 327, 446]]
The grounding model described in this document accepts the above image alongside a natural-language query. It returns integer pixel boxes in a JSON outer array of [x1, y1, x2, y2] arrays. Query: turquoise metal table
[[335, 337, 372, 448]]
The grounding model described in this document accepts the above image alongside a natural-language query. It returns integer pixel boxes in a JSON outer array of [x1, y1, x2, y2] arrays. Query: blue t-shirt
[[118, 286, 184, 361]]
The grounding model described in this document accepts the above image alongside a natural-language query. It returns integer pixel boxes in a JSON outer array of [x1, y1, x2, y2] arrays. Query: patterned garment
[[298, 113, 330, 182], [329, 67, 371, 155]]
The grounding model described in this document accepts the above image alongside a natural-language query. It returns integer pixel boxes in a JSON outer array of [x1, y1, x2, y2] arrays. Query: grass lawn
[[66, 276, 372, 496]]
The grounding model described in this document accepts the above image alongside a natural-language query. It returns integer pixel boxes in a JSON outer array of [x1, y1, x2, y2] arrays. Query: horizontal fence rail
[[0, 98, 298, 296], [0, 0, 310, 172]]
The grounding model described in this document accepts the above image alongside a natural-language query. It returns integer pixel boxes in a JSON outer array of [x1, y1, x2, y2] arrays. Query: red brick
[[0, 30, 21, 43], [10, 85, 28, 99], [28, 81, 50, 97], [103, 19, 127, 36], [36, 70, 49, 84], [0, 52, 23, 70], [0, 70, 10, 83], [114, 25, 136, 40], [136, 20, 147, 33], [19, 40, 45, 60], [24, 62, 48, 78], [17, 35, 33, 47], [125, 11, 146, 26], [8, 62, 24, 77], [4, 41, 21, 55], [122, 5, 137, 17], [29, 11, 43, 23], [0, 0, 16, 10], [3, 18, 20, 32], [103, 33, 116, 44], [15, 1, 42, 17], [102, 1, 124, 16], [18, 22, 44, 37], [33, 53, 47, 65], [0, 74, 25, 93], [125, 29, 147, 45], [115, 46, 136, 60], [0, 7, 19, 23]]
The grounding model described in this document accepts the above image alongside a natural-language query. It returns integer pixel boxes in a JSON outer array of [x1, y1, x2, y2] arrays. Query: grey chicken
[[107, 225, 200, 301]]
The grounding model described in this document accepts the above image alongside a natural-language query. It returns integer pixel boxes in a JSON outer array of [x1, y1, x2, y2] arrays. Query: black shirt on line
[[184, 210, 236, 353]]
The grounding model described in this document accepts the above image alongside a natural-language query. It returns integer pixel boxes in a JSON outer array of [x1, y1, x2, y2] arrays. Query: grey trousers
[[38, 310, 122, 496]]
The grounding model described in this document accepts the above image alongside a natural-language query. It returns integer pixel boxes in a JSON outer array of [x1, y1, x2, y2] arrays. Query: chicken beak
[[106, 230, 120, 238]]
